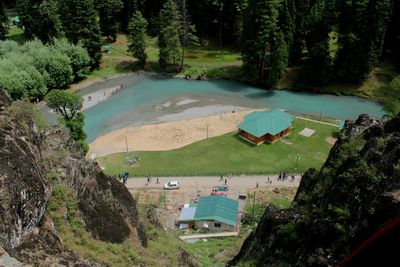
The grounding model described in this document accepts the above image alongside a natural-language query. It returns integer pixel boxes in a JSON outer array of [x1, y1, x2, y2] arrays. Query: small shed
[[178, 206, 197, 228], [193, 196, 239, 232], [237, 109, 294, 145], [11, 16, 20, 26]]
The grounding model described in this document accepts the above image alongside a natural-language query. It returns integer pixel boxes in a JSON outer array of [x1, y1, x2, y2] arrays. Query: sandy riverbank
[[89, 108, 261, 158]]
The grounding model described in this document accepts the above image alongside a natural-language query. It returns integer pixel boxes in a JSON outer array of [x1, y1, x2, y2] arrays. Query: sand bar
[[89, 109, 261, 157]]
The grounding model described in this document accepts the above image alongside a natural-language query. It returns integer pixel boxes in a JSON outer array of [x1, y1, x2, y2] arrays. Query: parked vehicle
[[211, 186, 227, 196], [217, 185, 229, 191], [164, 181, 180, 190]]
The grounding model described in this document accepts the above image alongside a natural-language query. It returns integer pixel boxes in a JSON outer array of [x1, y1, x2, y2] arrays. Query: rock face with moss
[[0, 91, 147, 265], [230, 114, 400, 266]]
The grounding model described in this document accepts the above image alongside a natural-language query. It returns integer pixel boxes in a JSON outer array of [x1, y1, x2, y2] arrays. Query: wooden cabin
[[237, 109, 294, 145]]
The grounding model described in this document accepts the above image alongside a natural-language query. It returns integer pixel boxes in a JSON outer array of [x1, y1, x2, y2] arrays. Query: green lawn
[[98, 119, 339, 177], [6, 26, 26, 44], [183, 230, 248, 267]]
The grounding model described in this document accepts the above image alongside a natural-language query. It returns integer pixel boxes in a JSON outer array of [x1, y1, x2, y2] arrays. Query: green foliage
[[53, 39, 90, 81], [335, 0, 393, 83], [297, 40, 333, 88], [60, 0, 103, 68], [46, 90, 88, 153], [45, 89, 83, 120], [16, 0, 62, 43], [128, 11, 148, 67], [268, 31, 289, 88], [276, 222, 297, 243], [95, 0, 123, 41], [64, 112, 87, 141], [178, 0, 199, 71], [119, 0, 145, 32], [383, 75, 400, 118], [7, 100, 48, 131], [0, 53, 47, 100], [0, 39, 89, 101], [0, 40, 19, 57], [0, 1, 8, 40], [158, 0, 182, 69], [240, 0, 280, 82], [23, 40, 73, 89]]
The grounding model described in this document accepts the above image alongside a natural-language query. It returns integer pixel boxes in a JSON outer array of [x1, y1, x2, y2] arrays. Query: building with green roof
[[237, 109, 294, 145], [193, 196, 239, 231]]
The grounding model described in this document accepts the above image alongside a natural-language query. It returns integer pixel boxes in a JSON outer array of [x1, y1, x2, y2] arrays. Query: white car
[[164, 181, 180, 190]]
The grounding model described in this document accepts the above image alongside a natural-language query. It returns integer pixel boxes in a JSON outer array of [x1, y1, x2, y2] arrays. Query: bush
[[0, 39, 90, 101]]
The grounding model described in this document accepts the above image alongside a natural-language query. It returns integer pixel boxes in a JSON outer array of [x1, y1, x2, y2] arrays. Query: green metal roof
[[237, 109, 293, 137], [193, 196, 239, 226]]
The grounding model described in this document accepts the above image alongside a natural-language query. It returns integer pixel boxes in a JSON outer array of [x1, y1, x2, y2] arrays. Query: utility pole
[[206, 124, 209, 141], [252, 191, 256, 216], [319, 109, 323, 121], [294, 154, 300, 170], [125, 136, 129, 154]]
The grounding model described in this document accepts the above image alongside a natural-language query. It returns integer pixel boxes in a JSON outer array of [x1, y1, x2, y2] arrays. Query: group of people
[[145, 175, 159, 186], [278, 172, 296, 182], [119, 171, 129, 184], [219, 174, 228, 185]]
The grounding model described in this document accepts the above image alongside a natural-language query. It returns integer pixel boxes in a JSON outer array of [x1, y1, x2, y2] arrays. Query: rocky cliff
[[230, 114, 400, 266], [0, 91, 148, 265]]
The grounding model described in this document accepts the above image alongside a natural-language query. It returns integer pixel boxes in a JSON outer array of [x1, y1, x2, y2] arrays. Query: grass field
[[97, 119, 339, 177]]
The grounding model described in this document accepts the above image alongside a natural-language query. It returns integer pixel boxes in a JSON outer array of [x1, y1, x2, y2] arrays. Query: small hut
[[237, 109, 293, 145]]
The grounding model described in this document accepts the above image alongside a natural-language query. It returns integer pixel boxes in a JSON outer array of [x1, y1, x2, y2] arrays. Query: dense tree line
[[240, 0, 396, 87], [4, 0, 400, 88], [0, 39, 90, 101], [0, 1, 8, 40]]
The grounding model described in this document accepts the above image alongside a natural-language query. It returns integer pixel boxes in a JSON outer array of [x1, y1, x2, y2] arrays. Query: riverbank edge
[[69, 70, 385, 104]]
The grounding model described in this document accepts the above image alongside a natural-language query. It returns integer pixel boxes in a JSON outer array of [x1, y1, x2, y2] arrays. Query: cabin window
[[214, 223, 221, 227]]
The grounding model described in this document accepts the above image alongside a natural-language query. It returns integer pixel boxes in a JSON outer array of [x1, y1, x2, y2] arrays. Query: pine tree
[[119, 0, 145, 32], [178, 0, 199, 71], [297, 40, 333, 88], [240, 0, 280, 81], [95, 0, 123, 41], [16, 0, 61, 43], [335, 0, 393, 83], [158, 0, 182, 69], [128, 11, 148, 67], [60, 0, 102, 68], [268, 31, 288, 88], [279, 0, 296, 62], [0, 1, 8, 40]]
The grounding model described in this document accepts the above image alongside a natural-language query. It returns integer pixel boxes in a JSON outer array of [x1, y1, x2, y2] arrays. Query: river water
[[71, 74, 383, 142]]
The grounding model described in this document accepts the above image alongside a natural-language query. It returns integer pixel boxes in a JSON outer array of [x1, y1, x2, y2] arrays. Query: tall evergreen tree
[[60, 0, 102, 68], [16, 0, 61, 43], [0, 1, 8, 40], [297, 40, 333, 87], [158, 0, 182, 69], [291, 0, 311, 62], [128, 11, 148, 67], [178, 0, 199, 71], [278, 0, 296, 62], [268, 31, 289, 88], [241, 0, 280, 81], [95, 0, 123, 41], [335, 0, 393, 83], [119, 0, 145, 32]]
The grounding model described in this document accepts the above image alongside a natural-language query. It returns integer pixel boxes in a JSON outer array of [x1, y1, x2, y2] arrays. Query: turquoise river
[[75, 75, 384, 142]]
